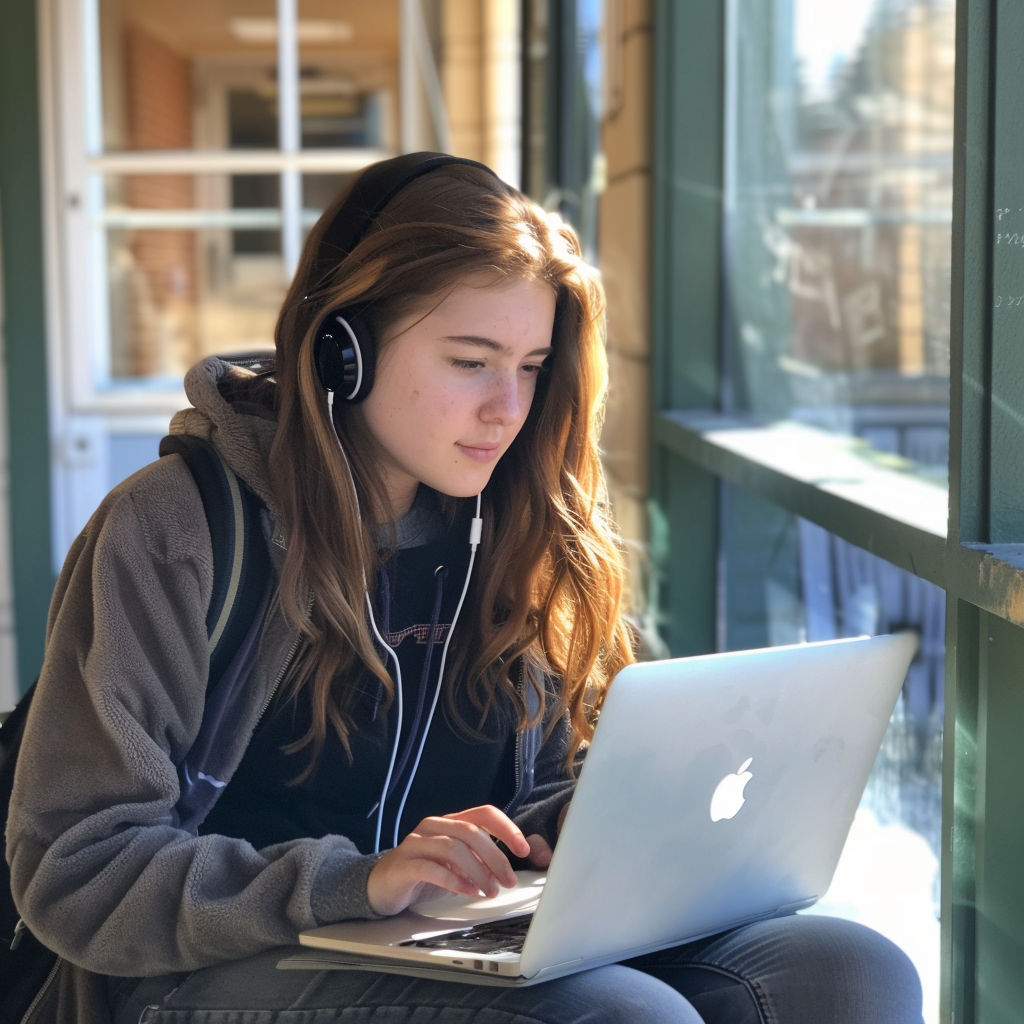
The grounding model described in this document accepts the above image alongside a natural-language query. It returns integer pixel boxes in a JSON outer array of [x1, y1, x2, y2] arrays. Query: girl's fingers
[[525, 833, 553, 868], [368, 805, 537, 916], [406, 831, 510, 895], [418, 814, 522, 888], [443, 804, 532, 858], [367, 851, 477, 916], [401, 855, 480, 898]]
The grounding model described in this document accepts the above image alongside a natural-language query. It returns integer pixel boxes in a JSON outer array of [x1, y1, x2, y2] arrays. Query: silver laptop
[[279, 632, 918, 987]]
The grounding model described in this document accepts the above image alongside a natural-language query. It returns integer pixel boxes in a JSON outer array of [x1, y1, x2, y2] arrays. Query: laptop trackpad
[[410, 871, 546, 923]]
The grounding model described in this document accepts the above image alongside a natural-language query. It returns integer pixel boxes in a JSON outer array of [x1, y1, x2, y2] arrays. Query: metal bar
[[942, 0, 993, 1018], [84, 149, 391, 176], [400, 0, 417, 153], [649, 0, 723, 657], [942, 598, 978, 1024], [81, 0, 102, 156], [277, 0, 301, 276], [657, 412, 948, 580], [657, 409, 1024, 637], [410, 0, 451, 152], [92, 208, 327, 230], [774, 208, 953, 228], [987, 0, 1024, 543]]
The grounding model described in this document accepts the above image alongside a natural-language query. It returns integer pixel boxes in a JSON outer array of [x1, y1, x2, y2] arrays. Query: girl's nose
[[481, 373, 524, 423]]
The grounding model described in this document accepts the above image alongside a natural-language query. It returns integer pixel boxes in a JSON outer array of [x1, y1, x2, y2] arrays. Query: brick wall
[[121, 24, 199, 378], [599, 0, 653, 547]]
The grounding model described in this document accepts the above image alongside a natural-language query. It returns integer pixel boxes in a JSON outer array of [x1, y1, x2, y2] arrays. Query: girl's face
[[360, 276, 557, 518]]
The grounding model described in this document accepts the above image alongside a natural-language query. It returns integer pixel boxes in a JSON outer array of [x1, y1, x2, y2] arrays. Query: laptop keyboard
[[398, 915, 531, 955]]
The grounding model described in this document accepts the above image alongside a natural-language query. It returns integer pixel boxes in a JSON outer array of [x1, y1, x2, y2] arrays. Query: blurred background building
[[1, 2, 1022, 1022]]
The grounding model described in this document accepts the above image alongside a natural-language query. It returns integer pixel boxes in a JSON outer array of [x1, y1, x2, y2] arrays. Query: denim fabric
[[111, 915, 923, 1024]]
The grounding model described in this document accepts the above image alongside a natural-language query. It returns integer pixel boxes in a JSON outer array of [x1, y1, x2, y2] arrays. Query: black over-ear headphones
[[312, 152, 499, 403]]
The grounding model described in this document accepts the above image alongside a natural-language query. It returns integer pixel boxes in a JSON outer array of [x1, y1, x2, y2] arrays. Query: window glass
[[724, 0, 955, 482], [295, 2, 397, 149], [97, 0, 394, 154], [80, 0, 522, 388], [520, 0, 603, 259], [98, 172, 367, 382], [719, 481, 942, 1023], [104, 209, 284, 383]]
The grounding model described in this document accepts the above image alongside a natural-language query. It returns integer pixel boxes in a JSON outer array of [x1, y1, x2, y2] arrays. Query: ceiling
[[106, 0, 399, 62]]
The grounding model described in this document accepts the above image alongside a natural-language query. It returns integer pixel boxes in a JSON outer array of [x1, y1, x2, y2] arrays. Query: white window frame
[[43, 0, 399, 418]]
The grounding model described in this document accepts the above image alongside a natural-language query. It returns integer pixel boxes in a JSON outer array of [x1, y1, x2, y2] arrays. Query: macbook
[[279, 632, 918, 986]]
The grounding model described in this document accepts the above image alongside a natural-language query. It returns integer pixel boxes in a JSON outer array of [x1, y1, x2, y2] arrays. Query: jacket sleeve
[[6, 456, 383, 978], [508, 677, 586, 854]]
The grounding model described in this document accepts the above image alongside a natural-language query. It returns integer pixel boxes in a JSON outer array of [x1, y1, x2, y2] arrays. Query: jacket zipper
[[19, 954, 61, 1024], [502, 661, 525, 814], [256, 591, 313, 725]]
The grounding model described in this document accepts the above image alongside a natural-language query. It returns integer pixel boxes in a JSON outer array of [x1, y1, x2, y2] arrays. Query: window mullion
[[277, 0, 301, 278], [81, 0, 103, 156], [986, 0, 1024, 544]]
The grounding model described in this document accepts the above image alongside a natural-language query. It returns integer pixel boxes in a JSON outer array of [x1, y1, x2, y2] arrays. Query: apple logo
[[709, 757, 754, 821]]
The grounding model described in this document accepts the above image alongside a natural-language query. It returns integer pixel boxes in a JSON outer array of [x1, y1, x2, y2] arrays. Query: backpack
[[0, 434, 271, 1020]]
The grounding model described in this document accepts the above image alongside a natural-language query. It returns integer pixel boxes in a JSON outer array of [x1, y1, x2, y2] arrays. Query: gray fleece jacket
[[6, 357, 575, 1024]]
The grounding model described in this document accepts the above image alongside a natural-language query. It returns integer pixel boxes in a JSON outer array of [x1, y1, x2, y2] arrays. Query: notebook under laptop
[[279, 632, 918, 987]]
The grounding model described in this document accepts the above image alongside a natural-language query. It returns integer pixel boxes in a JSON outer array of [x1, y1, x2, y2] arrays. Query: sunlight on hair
[[514, 221, 545, 262]]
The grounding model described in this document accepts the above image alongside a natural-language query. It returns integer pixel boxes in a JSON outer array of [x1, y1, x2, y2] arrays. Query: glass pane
[[302, 172, 356, 241], [725, 0, 955, 481], [96, 0, 396, 153], [520, 0, 602, 256], [97, 0, 274, 152], [100, 174, 286, 382], [297, 1, 398, 150], [718, 482, 942, 1023], [521, 0, 551, 203]]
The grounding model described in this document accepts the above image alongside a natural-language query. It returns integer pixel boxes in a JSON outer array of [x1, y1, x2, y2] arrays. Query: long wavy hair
[[267, 159, 635, 777]]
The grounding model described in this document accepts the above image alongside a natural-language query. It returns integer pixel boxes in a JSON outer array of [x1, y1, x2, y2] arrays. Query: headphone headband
[[312, 152, 500, 402], [312, 152, 499, 288]]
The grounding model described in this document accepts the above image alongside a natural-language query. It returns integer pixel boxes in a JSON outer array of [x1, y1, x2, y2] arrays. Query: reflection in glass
[[97, 0, 395, 153], [87, 0, 524, 386], [719, 480, 942, 1023], [302, 173, 351, 216], [105, 223, 283, 382], [297, 1, 398, 150], [726, 0, 954, 477], [520, 0, 603, 260]]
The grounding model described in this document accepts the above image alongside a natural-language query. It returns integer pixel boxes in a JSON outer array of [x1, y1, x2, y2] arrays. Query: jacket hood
[[168, 355, 280, 520]]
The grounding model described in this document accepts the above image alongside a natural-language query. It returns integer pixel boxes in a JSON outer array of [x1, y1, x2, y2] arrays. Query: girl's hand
[[366, 805, 533, 916], [522, 800, 571, 869]]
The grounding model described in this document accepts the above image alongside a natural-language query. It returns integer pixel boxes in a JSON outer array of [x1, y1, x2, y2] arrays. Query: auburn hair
[[266, 160, 634, 777]]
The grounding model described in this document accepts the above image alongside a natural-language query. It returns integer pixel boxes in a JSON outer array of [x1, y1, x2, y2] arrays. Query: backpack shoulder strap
[[0, 436, 272, 967], [158, 434, 272, 687]]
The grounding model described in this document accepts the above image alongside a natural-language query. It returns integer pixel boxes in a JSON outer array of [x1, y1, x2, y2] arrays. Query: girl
[[8, 153, 924, 1024]]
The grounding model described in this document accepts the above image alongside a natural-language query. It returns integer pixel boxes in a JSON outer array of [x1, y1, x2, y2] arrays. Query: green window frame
[[0, 0, 53, 693], [650, 1, 1024, 1021]]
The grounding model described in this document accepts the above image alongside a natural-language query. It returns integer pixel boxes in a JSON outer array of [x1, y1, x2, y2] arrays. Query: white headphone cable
[[326, 390, 403, 855], [390, 493, 483, 848]]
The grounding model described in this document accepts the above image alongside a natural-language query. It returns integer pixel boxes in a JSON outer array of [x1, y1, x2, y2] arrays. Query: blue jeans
[[110, 915, 924, 1024]]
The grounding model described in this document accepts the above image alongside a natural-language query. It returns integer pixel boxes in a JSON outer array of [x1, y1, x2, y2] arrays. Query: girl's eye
[[451, 358, 484, 370]]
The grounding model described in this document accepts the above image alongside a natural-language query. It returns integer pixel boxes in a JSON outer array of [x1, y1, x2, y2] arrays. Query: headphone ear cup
[[314, 307, 376, 402]]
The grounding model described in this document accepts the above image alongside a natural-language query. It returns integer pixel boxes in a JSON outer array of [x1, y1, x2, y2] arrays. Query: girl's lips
[[456, 442, 501, 462]]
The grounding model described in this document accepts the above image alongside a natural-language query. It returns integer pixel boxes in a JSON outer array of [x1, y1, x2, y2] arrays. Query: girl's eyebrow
[[441, 334, 553, 358]]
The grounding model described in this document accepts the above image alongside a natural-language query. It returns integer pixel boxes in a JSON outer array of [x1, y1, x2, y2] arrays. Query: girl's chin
[[430, 472, 498, 500]]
